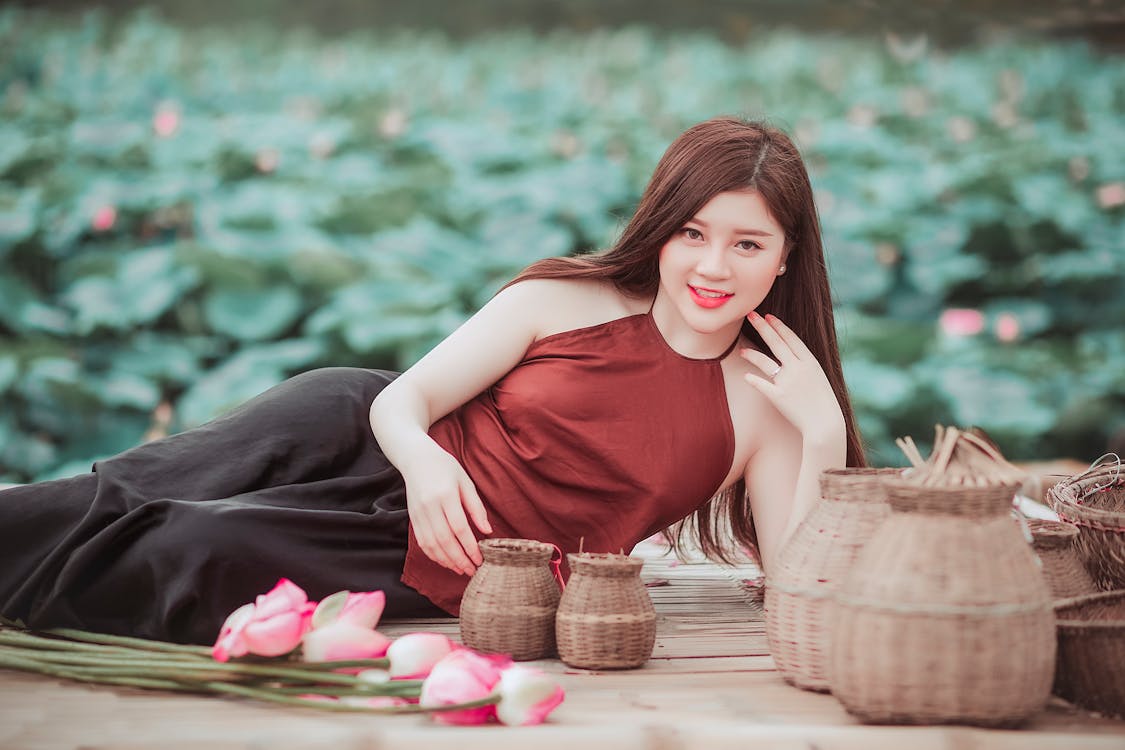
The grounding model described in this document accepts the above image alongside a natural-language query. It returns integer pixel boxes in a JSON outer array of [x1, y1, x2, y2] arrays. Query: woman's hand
[[400, 443, 492, 577], [740, 311, 846, 446]]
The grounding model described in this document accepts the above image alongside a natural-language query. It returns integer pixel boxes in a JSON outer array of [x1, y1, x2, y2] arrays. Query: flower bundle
[[0, 579, 564, 726]]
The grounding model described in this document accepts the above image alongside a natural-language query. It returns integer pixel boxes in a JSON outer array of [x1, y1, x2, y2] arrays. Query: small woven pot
[[1027, 519, 1098, 600], [764, 467, 898, 692], [1049, 465, 1125, 591], [556, 553, 656, 669], [830, 481, 1056, 727], [459, 538, 561, 660], [1054, 590, 1125, 718]]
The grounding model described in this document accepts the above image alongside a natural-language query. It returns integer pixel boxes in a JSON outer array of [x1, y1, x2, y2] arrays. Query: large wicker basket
[[764, 467, 898, 692], [1054, 590, 1125, 718], [1027, 519, 1098, 600], [1049, 464, 1125, 591], [830, 482, 1056, 726], [555, 552, 656, 669], [459, 539, 561, 660]]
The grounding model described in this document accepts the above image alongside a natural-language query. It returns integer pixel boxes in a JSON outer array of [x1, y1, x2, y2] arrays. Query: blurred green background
[[0, 1, 1123, 482]]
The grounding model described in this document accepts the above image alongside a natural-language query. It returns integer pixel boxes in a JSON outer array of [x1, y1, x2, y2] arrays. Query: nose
[[695, 243, 731, 279]]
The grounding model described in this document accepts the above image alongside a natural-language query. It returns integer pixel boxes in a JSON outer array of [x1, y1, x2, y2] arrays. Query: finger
[[423, 503, 476, 575], [460, 478, 493, 535], [763, 313, 814, 360], [443, 501, 482, 569], [743, 371, 781, 399], [748, 311, 797, 363], [739, 348, 781, 379]]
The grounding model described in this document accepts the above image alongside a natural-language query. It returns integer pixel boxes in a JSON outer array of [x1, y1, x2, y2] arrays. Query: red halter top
[[401, 310, 737, 614]]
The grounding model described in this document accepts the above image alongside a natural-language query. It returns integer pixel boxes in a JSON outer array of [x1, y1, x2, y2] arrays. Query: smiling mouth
[[688, 285, 733, 307]]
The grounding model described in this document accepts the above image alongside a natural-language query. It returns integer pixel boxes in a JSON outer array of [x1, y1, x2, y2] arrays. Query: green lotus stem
[[2, 654, 376, 685], [264, 682, 424, 697], [0, 651, 194, 692], [0, 629, 162, 655], [0, 646, 389, 675], [209, 681, 499, 714], [42, 627, 213, 656]]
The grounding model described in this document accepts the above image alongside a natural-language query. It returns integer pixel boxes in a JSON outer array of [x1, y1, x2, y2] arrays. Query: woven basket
[[459, 538, 561, 660], [830, 481, 1056, 726], [764, 467, 898, 692], [1048, 465, 1125, 591], [1027, 519, 1098, 600], [556, 553, 656, 669], [1053, 590, 1125, 718]]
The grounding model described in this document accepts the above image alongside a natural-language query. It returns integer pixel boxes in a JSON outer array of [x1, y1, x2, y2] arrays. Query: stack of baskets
[[1047, 462, 1125, 718], [1049, 463, 1125, 591]]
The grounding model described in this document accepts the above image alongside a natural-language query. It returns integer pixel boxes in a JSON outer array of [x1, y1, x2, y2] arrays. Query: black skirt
[[0, 367, 446, 645]]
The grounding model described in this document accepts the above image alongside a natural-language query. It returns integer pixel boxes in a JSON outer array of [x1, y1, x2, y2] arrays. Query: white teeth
[[692, 287, 728, 298]]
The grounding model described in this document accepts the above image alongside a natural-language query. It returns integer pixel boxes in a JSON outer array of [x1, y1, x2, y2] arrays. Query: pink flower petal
[[302, 621, 392, 662], [420, 650, 504, 725], [495, 666, 565, 726], [338, 590, 386, 630], [387, 632, 455, 679]]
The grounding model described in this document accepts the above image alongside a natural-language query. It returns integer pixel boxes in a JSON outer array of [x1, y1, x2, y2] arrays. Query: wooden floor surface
[[2, 540, 1123, 750]]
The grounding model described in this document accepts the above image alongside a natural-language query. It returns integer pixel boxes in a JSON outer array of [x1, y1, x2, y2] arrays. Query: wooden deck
[[1, 540, 1123, 750]]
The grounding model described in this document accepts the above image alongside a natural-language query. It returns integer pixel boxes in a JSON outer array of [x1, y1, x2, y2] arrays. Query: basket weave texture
[[764, 468, 898, 692], [1053, 590, 1125, 718], [830, 481, 1056, 726], [459, 538, 561, 660], [1027, 519, 1098, 600], [1048, 465, 1125, 591], [556, 552, 656, 669]]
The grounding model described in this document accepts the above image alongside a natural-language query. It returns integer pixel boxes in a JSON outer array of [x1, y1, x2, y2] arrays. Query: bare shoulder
[[504, 277, 648, 340]]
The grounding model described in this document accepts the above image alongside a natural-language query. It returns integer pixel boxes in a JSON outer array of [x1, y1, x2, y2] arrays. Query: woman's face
[[656, 189, 788, 340]]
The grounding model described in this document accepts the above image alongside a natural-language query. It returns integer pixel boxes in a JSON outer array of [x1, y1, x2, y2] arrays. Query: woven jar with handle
[[555, 552, 656, 669], [764, 467, 898, 692], [459, 538, 561, 660], [1027, 519, 1098, 600], [1048, 465, 1125, 591], [830, 481, 1056, 726]]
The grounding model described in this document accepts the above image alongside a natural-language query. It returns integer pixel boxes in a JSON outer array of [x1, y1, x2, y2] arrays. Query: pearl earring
[[778, 264, 787, 275]]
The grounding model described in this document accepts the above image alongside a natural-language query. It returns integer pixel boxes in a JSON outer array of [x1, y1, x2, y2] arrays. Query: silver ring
[[769, 364, 782, 379]]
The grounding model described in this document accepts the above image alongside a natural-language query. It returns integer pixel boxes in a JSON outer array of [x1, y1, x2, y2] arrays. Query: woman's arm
[[370, 279, 556, 576], [739, 311, 848, 571]]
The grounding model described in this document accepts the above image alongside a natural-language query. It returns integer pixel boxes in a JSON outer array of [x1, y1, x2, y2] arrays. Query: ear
[[778, 245, 792, 276]]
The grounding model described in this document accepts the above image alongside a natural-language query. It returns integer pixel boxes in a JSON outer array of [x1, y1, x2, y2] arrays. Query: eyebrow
[[687, 217, 775, 237]]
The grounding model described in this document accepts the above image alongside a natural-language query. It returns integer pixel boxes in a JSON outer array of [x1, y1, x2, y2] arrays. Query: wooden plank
[[2, 539, 1123, 748]]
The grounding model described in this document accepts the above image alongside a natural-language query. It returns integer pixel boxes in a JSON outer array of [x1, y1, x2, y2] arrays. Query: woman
[[0, 116, 864, 644]]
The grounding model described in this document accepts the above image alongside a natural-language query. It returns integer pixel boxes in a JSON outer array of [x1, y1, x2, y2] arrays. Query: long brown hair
[[507, 116, 866, 562]]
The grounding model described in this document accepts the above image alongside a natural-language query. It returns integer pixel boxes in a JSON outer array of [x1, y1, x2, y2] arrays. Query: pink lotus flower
[[152, 102, 180, 137], [419, 649, 509, 725], [211, 579, 315, 662], [91, 205, 116, 232], [994, 313, 1021, 343], [495, 665, 565, 726], [938, 308, 985, 338], [311, 589, 386, 630], [302, 620, 391, 662], [387, 632, 456, 679]]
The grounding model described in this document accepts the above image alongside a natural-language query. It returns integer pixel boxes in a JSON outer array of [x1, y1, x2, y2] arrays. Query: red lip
[[688, 285, 732, 309]]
